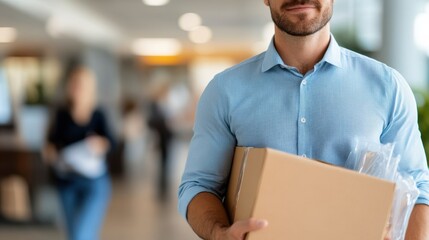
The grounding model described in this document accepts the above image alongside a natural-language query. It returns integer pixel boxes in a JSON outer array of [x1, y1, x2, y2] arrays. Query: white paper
[[60, 140, 106, 178]]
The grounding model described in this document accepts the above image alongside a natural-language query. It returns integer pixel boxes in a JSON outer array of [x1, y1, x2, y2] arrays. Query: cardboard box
[[225, 147, 395, 240]]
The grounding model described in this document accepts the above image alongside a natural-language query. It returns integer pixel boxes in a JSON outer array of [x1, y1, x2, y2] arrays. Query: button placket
[[297, 72, 316, 157], [297, 75, 308, 157]]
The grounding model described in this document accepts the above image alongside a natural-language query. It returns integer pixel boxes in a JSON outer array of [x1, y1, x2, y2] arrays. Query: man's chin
[[277, 24, 320, 37]]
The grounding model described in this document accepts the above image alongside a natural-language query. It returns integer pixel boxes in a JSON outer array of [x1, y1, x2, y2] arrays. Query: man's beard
[[269, 0, 333, 36]]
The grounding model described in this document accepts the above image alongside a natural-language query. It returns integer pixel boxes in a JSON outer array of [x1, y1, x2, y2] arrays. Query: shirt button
[[302, 79, 307, 85], [300, 117, 306, 123], [302, 154, 307, 158]]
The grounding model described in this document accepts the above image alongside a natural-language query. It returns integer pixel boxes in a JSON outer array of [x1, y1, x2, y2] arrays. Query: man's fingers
[[243, 218, 269, 231], [230, 218, 268, 239]]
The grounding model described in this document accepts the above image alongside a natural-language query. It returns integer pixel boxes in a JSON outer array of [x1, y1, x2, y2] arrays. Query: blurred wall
[[377, 0, 428, 89]]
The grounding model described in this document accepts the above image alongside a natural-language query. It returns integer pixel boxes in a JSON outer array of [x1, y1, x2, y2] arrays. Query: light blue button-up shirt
[[178, 35, 429, 219]]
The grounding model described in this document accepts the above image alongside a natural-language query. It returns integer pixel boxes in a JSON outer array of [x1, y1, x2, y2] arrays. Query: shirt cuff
[[415, 197, 429, 206], [415, 177, 429, 206], [178, 185, 220, 220]]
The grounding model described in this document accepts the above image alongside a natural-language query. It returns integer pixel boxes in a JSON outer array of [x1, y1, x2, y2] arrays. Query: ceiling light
[[132, 38, 182, 56], [179, 13, 202, 31], [0, 27, 17, 43], [142, 0, 169, 6], [189, 26, 212, 44]]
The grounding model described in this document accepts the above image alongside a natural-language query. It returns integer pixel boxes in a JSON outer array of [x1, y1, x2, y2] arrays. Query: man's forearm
[[187, 192, 231, 240], [405, 204, 429, 240]]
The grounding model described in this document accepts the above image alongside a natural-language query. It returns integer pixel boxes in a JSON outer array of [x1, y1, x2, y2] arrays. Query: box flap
[[225, 147, 247, 221], [225, 147, 268, 222], [234, 148, 267, 222]]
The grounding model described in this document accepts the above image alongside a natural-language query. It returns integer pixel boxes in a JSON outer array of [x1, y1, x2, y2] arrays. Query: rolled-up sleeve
[[380, 69, 429, 205], [178, 76, 237, 219]]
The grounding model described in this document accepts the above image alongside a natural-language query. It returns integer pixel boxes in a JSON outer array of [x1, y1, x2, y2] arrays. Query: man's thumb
[[233, 218, 268, 238]]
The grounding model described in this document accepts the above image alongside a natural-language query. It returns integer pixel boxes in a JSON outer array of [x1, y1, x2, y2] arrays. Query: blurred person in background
[[147, 79, 174, 202], [43, 63, 114, 240], [121, 98, 146, 174]]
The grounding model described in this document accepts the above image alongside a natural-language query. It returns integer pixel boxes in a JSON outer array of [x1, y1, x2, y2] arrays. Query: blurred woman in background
[[44, 63, 114, 240]]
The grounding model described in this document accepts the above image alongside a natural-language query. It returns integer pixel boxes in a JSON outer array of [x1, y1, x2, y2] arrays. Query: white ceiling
[[0, 0, 273, 55], [0, 0, 378, 56]]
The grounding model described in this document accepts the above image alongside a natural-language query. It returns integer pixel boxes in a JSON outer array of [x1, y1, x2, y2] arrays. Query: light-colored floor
[[0, 139, 200, 240]]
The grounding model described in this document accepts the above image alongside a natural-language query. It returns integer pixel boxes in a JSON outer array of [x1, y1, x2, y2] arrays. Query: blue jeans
[[56, 173, 111, 240]]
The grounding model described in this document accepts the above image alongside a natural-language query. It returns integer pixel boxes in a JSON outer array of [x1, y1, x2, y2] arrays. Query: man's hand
[[214, 218, 268, 240], [187, 192, 268, 240]]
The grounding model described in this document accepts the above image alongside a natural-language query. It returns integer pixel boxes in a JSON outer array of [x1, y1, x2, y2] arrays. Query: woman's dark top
[[48, 107, 114, 152]]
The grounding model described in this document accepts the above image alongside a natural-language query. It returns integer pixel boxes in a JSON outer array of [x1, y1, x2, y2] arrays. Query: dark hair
[[63, 58, 85, 85]]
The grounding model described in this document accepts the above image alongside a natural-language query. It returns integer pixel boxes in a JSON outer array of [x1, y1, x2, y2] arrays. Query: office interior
[[0, 0, 429, 239]]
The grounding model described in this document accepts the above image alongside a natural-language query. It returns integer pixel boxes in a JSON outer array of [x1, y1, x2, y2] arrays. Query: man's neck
[[273, 25, 331, 75]]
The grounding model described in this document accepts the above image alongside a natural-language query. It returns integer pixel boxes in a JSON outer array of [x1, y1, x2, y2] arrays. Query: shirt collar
[[261, 34, 343, 73]]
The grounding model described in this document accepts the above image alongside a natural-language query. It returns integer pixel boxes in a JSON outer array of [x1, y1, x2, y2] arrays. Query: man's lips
[[285, 4, 317, 11]]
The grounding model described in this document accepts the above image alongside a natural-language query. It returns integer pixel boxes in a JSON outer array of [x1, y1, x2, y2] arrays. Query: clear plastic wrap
[[386, 172, 419, 240], [345, 141, 398, 181], [345, 141, 419, 240]]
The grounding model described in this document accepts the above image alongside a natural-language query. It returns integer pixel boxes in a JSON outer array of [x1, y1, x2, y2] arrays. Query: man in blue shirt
[[179, 0, 429, 239]]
